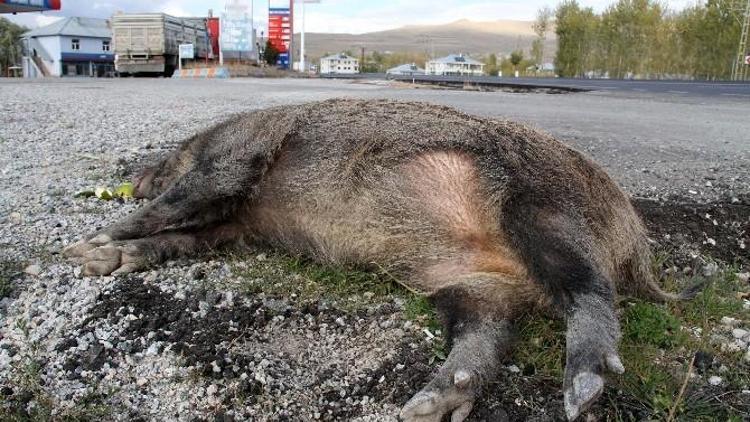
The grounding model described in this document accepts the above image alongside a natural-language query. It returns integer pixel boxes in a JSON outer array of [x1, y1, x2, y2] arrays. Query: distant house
[[319, 53, 359, 74], [425, 54, 484, 76], [386, 63, 425, 76], [21, 17, 114, 78]]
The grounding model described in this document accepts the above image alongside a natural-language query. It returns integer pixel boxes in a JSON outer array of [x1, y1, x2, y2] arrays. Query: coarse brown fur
[[66, 99, 682, 421]]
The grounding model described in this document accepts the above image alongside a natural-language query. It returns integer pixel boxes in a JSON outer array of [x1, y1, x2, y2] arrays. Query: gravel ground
[[0, 77, 749, 421]]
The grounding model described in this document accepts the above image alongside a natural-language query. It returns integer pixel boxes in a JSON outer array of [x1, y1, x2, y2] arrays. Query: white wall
[[34, 36, 62, 76], [59, 36, 110, 55]]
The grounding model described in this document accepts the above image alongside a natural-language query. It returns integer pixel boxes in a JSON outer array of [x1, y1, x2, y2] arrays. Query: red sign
[[206, 17, 220, 58], [745, 55, 750, 66], [268, 0, 292, 68]]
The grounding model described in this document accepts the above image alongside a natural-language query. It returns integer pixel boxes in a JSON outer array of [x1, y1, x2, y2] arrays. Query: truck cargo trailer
[[112, 13, 210, 76]]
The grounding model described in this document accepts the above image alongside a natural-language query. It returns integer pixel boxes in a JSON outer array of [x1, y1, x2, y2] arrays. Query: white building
[[386, 63, 425, 76], [21, 17, 114, 78], [425, 54, 485, 76], [319, 53, 359, 74]]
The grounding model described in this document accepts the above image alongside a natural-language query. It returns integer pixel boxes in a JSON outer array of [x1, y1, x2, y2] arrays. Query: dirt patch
[[633, 198, 750, 267]]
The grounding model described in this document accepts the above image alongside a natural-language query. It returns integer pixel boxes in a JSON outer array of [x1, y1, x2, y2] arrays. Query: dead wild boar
[[65, 99, 692, 421]]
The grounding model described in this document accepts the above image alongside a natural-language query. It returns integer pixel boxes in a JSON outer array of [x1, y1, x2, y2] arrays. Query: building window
[[102, 40, 110, 52], [71, 39, 80, 50]]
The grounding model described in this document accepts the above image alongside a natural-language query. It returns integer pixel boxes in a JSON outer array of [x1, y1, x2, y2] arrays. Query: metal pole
[[219, 11, 224, 66], [300, 0, 305, 72]]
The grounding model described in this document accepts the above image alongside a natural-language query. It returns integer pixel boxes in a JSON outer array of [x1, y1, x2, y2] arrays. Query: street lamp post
[[297, 0, 320, 73]]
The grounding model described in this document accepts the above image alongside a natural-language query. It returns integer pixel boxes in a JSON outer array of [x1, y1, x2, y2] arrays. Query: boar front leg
[[64, 223, 245, 276]]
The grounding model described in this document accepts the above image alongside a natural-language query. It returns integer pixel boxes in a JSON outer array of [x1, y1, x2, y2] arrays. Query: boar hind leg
[[65, 223, 244, 276], [400, 278, 519, 422], [503, 204, 623, 421]]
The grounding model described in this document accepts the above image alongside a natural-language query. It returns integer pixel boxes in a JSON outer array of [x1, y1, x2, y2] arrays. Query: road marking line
[[668, 90, 688, 94], [721, 93, 750, 97], [632, 88, 647, 92]]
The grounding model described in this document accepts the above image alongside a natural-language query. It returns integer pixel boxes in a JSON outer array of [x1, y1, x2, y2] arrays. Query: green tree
[[486, 53, 498, 75], [554, 0, 598, 77], [597, 0, 663, 78], [510, 50, 524, 69], [0, 17, 27, 76], [532, 6, 553, 68], [263, 40, 280, 66]]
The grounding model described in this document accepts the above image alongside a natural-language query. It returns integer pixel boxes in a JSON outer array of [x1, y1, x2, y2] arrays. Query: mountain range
[[292, 19, 556, 61]]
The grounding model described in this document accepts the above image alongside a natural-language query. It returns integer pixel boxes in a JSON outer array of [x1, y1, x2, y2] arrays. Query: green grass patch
[[622, 301, 686, 348], [512, 316, 565, 378]]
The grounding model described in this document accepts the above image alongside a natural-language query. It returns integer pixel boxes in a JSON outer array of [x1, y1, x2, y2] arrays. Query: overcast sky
[[6, 0, 699, 34]]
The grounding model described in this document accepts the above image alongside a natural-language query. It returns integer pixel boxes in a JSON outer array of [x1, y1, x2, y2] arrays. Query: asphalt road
[[330, 73, 750, 98]]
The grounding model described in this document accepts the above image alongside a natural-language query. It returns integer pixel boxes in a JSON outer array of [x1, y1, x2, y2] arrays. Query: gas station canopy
[[0, 0, 61, 14]]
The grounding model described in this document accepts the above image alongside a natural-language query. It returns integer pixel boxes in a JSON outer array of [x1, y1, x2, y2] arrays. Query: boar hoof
[[563, 371, 603, 421], [77, 243, 144, 276], [400, 370, 475, 422]]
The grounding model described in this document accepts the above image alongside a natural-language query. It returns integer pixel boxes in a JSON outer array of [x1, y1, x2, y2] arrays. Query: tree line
[[553, 0, 744, 80]]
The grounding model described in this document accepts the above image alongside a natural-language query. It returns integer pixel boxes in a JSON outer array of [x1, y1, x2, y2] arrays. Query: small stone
[[708, 376, 722, 386], [721, 342, 743, 353], [732, 328, 748, 340], [136, 377, 148, 386], [24, 264, 42, 277], [721, 317, 740, 327], [702, 262, 718, 275], [507, 364, 521, 373], [256, 253, 267, 261], [145, 343, 160, 356], [737, 272, 750, 283], [211, 361, 221, 373], [9, 212, 22, 224], [206, 384, 218, 396]]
